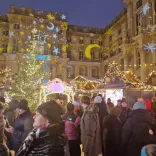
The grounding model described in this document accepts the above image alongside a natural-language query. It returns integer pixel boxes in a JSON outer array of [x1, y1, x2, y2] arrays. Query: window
[[99, 41, 102, 46], [2, 30, 9, 36], [109, 35, 112, 41], [0, 64, 6, 69], [79, 39, 83, 44], [13, 39, 18, 53], [79, 51, 83, 60], [90, 40, 94, 44], [14, 24, 20, 29], [136, 0, 142, 9], [118, 29, 121, 35], [137, 51, 141, 68], [2, 44, 7, 53], [67, 37, 71, 42], [67, 50, 71, 59], [99, 53, 103, 60], [152, 78, 156, 86], [136, 13, 141, 34], [91, 51, 95, 60]]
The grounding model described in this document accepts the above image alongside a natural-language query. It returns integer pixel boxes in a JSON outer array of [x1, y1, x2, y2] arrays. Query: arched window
[[120, 59, 124, 71], [92, 66, 99, 78], [79, 66, 87, 76]]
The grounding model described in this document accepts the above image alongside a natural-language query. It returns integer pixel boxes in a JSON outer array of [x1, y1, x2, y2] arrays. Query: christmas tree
[[8, 28, 50, 111]]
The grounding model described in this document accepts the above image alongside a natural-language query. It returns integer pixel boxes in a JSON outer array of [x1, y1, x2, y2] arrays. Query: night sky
[[0, 0, 125, 28]]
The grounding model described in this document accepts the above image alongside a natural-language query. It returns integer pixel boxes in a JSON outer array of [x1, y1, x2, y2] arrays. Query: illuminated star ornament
[[33, 20, 37, 25], [55, 27, 60, 33], [146, 25, 155, 33], [61, 14, 66, 20], [53, 47, 59, 55], [144, 43, 156, 53], [53, 34, 57, 39], [47, 14, 55, 20], [9, 32, 14, 37], [142, 3, 150, 15], [28, 36, 31, 40]]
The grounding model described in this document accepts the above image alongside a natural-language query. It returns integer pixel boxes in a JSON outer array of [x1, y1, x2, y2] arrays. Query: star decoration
[[55, 27, 60, 33], [146, 25, 155, 33], [105, 29, 112, 37], [142, 3, 150, 15], [53, 47, 59, 55], [39, 18, 44, 23], [40, 24, 45, 29], [28, 36, 31, 40], [9, 32, 14, 37], [60, 14, 66, 20], [61, 22, 68, 30], [53, 34, 57, 39], [144, 43, 156, 53], [20, 32, 24, 36], [47, 14, 55, 20], [33, 20, 37, 25]]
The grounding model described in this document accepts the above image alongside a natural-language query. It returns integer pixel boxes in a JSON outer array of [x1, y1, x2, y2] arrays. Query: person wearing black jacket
[[16, 100, 66, 156], [121, 101, 156, 156], [103, 107, 122, 156], [5, 99, 33, 154]]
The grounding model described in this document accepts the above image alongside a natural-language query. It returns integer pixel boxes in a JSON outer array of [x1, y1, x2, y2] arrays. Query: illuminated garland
[[144, 70, 156, 85]]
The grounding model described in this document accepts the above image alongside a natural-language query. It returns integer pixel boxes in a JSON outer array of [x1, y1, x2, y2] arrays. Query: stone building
[[0, 0, 155, 86]]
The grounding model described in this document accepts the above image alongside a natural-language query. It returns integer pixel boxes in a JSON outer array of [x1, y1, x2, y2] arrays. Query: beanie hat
[[67, 103, 74, 112], [17, 99, 28, 110], [37, 100, 63, 123], [73, 101, 79, 106], [109, 107, 121, 117], [94, 96, 102, 103], [144, 99, 151, 110], [133, 101, 146, 110]]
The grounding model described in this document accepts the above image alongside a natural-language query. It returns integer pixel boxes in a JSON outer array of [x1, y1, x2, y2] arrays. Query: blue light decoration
[[37, 55, 51, 70], [28, 35, 31, 40], [61, 14, 66, 20], [34, 32, 49, 44], [53, 34, 57, 39], [33, 20, 37, 25], [53, 47, 59, 55], [47, 22, 55, 30], [55, 27, 60, 33], [144, 43, 156, 53], [141, 3, 150, 15], [42, 80, 49, 84], [146, 25, 155, 34], [39, 18, 44, 23], [9, 32, 14, 37]]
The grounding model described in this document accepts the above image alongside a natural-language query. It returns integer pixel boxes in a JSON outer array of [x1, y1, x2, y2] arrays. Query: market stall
[[102, 62, 153, 106], [40, 78, 74, 103]]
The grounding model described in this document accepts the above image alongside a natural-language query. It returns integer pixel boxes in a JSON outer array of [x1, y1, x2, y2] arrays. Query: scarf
[[16, 123, 65, 156]]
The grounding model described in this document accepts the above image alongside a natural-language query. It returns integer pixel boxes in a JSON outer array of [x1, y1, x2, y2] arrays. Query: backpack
[[132, 121, 156, 146]]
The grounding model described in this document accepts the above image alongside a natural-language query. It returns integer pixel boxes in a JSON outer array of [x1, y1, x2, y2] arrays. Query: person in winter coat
[[0, 103, 4, 143], [4, 99, 18, 127], [63, 103, 81, 156], [141, 144, 156, 156], [94, 95, 108, 156], [5, 99, 33, 154], [121, 101, 156, 156], [106, 98, 114, 113], [119, 99, 131, 124], [16, 100, 67, 156], [103, 107, 122, 156], [80, 96, 101, 156]]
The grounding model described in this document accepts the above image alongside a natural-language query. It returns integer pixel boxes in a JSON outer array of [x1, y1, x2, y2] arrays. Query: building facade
[[0, 0, 156, 85]]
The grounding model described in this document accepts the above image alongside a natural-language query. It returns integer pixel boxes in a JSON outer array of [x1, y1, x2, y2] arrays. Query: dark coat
[[17, 123, 66, 156], [11, 109, 33, 153], [121, 109, 155, 156], [0, 116, 4, 143], [119, 107, 131, 124], [103, 115, 122, 156]]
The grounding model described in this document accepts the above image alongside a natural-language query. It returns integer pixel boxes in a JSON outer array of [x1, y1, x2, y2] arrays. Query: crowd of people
[[0, 95, 156, 156]]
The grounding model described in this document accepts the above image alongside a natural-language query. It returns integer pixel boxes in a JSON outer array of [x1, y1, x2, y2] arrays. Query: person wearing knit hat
[[133, 101, 146, 110], [121, 101, 152, 156], [6, 99, 33, 154], [103, 107, 122, 156], [17, 100, 66, 156]]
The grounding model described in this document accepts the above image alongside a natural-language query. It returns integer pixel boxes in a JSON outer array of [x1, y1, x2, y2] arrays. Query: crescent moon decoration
[[85, 44, 100, 59], [47, 22, 55, 30]]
